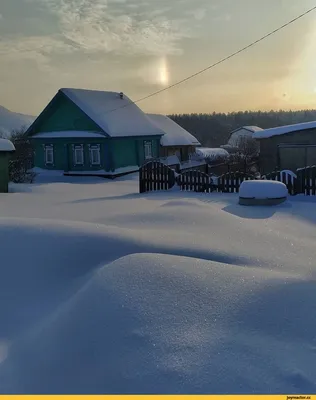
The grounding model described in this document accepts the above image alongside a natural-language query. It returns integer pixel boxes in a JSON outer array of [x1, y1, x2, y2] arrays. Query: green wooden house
[[26, 88, 165, 177], [0, 138, 15, 193]]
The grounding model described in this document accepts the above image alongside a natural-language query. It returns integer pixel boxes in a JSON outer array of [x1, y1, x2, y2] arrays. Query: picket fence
[[139, 161, 316, 196]]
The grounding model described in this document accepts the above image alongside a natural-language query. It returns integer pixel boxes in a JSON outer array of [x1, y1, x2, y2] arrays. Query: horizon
[[1, 0, 316, 116], [4, 102, 316, 118]]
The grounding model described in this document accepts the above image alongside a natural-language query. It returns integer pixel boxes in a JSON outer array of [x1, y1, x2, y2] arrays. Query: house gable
[[27, 92, 106, 137]]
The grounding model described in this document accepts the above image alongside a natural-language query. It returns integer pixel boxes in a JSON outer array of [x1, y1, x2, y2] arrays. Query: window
[[90, 145, 101, 165], [144, 141, 153, 160], [45, 145, 54, 165], [74, 145, 84, 165]]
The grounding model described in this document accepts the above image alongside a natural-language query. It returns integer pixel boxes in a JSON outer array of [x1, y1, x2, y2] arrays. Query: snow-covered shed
[[253, 121, 316, 173], [147, 114, 200, 162], [26, 88, 165, 177], [0, 138, 15, 192], [228, 126, 262, 148]]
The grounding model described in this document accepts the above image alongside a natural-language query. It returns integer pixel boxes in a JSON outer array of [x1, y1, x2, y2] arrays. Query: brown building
[[253, 121, 316, 173]]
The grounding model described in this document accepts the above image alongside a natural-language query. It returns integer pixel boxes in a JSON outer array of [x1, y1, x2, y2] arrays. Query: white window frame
[[89, 144, 101, 166], [45, 145, 54, 165], [144, 141, 153, 160], [74, 144, 84, 165]]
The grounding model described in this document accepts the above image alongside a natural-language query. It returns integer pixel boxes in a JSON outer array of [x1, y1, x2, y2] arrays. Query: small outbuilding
[[0, 138, 15, 193], [147, 114, 201, 162], [253, 121, 316, 173]]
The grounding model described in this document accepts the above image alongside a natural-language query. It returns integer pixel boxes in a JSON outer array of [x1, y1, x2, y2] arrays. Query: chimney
[[119, 92, 123, 99]]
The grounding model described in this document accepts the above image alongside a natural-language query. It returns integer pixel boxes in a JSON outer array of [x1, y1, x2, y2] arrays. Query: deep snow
[[1, 172, 316, 394]]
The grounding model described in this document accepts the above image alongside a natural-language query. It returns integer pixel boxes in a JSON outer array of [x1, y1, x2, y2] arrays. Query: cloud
[[186, 8, 207, 21], [0, 34, 76, 78], [37, 0, 190, 56]]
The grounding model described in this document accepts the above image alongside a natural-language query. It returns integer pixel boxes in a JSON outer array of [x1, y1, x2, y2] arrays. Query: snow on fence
[[139, 162, 316, 196]]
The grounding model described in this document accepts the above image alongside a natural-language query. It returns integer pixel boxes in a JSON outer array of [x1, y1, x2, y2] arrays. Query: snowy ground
[[1, 172, 316, 394]]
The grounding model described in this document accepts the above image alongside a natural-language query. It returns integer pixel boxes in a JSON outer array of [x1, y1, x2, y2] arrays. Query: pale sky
[[1, 0, 316, 116]]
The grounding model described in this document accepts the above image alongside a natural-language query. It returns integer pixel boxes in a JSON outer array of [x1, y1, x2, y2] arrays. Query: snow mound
[[1, 252, 314, 394], [0, 139, 15, 152], [160, 155, 180, 166], [239, 180, 288, 199]]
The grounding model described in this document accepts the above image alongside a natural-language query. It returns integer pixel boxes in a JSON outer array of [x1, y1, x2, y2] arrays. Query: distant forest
[[169, 110, 316, 148]]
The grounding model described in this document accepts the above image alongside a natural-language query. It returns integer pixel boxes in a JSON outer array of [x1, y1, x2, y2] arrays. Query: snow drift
[[0, 175, 316, 394]]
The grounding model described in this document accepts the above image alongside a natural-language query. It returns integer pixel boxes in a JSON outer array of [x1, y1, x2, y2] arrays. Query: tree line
[[169, 109, 316, 148]]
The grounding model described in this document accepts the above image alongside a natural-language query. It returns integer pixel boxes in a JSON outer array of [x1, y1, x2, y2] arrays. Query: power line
[[107, 4, 316, 114]]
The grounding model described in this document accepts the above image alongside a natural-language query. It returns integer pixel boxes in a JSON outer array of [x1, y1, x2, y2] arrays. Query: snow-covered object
[[160, 155, 180, 166], [60, 88, 164, 138], [196, 147, 229, 161], [253, 121, 316, 139], [147, 114, 200, 147], [32, 131, 106, 139], [228, 126, 262, 147], [239, 180, 288, 199], [0, 138, 15, 152], [279, 170, 297, 179], [0, 105, 35, 137], [239, 126, 263, 133]]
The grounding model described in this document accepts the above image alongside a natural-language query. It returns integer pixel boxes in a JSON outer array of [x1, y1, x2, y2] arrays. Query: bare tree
[[229, 135, 259, 173]]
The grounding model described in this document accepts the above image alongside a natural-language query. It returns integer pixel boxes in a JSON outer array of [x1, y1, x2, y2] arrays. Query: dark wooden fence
[[177, 170, 214, 192], [296, 166, 316, 195], [139, 162, 316, 196], [139, 161, 175, 193], [217, 172, 254, 193]]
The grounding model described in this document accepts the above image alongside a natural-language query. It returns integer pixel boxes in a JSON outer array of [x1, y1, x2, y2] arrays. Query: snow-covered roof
[[60, 88, 164, 138], [32, 131, 106, 139], [147, 114, 200, 147], [253, 121, 316, 139], [231, 126, 263, 134], [0, 138, 15, 152]]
